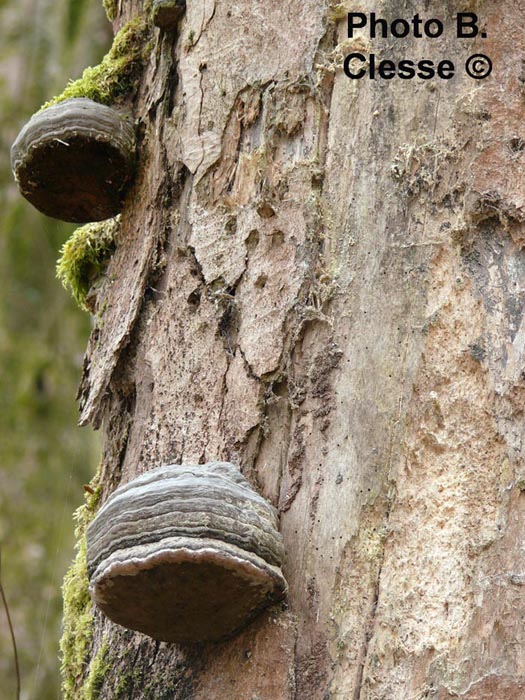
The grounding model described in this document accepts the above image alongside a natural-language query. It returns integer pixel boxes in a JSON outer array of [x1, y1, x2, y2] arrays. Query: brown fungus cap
[[87, 462, 287, 644], [11, 98, 136, 223]]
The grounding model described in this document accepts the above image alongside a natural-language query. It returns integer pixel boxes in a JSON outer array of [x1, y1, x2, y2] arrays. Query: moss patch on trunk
[[56, 218, 119, 312], [60, 477, 102, 700], [103, 0, 117, 21], [41, 16, 151, 110]]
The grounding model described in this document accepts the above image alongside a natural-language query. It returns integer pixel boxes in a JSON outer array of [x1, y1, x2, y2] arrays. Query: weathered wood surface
[[79, 1, 525, 698]]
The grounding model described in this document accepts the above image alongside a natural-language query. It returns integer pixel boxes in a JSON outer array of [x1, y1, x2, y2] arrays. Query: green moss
[[60, 474, 103, 700], [41, 16, 150, 109], [103, 0, 117, 21], [114, 668, 144, 698], [82, 638, 110, 700], [56, 218, 118, 312], [115, 673, 133, 697]]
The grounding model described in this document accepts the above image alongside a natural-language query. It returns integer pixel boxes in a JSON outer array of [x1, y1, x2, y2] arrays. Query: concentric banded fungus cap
[[152, 0, 186, 30], [87, 462, 287, 643], [11, 98, 136, 223]]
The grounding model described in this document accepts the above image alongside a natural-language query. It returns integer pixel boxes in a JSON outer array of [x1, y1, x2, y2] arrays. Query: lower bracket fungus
[[86, 462, 287, 644], [11, 98, 136, 223], [152, 0, 186, 31]]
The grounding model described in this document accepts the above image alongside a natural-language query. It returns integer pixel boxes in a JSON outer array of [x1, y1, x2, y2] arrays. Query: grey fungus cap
[[87, 462, 287, 644]]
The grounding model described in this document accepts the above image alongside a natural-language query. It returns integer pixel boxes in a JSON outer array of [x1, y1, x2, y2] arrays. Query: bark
[[77, 1, 525, 698]]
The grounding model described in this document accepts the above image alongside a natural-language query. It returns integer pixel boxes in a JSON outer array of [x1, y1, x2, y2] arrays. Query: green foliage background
[[0, 1, 110, 697]]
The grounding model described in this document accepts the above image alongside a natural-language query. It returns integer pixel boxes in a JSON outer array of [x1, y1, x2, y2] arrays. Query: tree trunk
[[71, 1, 525, 698]]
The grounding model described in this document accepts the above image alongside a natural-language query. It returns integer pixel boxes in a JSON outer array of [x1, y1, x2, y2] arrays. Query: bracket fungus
[[152, 0, 186, 30], [86, 462, 287, 644], [11, 98, 136, 223]]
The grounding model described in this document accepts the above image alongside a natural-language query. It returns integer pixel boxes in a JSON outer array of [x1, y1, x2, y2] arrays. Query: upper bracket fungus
[[152, 0, 186, 31], [86, 462, 287, 644], [11, 98, 136, 223]]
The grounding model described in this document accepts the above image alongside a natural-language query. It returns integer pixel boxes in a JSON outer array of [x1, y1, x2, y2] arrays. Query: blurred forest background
[[0, 1, 110, 697]]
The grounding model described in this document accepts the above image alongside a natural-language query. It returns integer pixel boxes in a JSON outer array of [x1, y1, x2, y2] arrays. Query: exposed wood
[[78, 1, 525, 698]]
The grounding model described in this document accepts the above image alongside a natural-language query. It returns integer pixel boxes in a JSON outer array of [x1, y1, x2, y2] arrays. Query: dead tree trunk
[[70, 1, 525, 698]]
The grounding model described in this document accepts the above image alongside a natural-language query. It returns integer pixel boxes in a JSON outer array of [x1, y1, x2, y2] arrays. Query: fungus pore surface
[[11, 98, 135, 223]]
